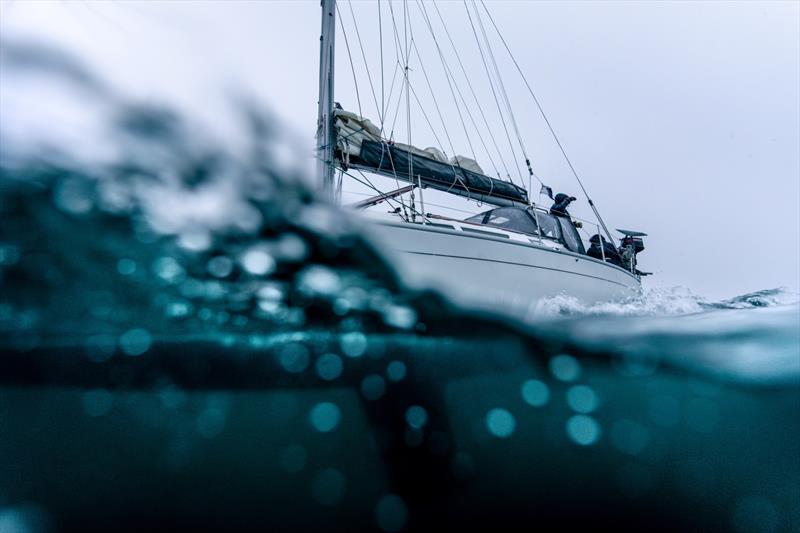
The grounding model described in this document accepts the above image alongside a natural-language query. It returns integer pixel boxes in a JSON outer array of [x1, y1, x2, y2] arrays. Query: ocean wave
[[528, 286, 799, 319]]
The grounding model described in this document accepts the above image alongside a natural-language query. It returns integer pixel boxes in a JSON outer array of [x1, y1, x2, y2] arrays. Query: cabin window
[[533, 212, 561, 240], [557, 217, 586, 254], [465, 212, 488, 224], [483, 208, 539, 236]]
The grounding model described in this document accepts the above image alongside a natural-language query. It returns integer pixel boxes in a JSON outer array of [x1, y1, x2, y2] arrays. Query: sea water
[[0, 41, 798, 532]]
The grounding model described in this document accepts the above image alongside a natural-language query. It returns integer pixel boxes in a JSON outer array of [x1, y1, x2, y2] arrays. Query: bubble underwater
[[0, 42, 798, 532]]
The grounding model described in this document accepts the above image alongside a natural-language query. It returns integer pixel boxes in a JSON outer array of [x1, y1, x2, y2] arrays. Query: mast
[[316, 0, 337, 199]]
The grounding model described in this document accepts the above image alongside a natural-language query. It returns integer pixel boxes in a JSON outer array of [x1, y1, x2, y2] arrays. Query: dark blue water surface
[[0, 41, 798, 533]]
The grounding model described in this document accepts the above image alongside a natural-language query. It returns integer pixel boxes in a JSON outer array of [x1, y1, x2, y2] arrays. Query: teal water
[[0, 41, 798, 532]]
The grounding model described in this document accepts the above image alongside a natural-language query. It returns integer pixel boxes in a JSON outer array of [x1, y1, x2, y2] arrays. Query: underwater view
[[1, 16, 800, 533]]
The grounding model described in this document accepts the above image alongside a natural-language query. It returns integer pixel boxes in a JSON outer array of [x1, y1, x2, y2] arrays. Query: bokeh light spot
[[116, 258, 136, 276], [361, 374, 386, 401], [386, 361, 407, 382], [566, 414, 601, 446], [566, 385, 599, 413], [405, 405, 428, 429], [315, 353, 343, 381], [340, 331, 368, 358], [240, 248, 275, 276], [119, 328, 152, 356], [549, 354, 582, 382], [309, 402, 341, 433], [374, 494, 408, 532], [521, 379, 550, 407], [486, 408, 516, 438]]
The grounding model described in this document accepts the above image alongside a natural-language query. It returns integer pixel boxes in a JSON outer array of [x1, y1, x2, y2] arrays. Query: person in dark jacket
[[550, 193, 577, 218], [587, 234, 623, 267]]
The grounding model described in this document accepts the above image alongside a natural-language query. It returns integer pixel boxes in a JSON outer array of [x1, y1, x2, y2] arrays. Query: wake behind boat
[[315, 0, 650, 312]]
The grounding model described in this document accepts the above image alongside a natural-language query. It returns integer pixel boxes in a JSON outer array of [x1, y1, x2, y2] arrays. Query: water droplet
[[316, 353, 343, 381], [178, 230, 211, 252], [165, 300, 192, 318], [116, 258, 136, 276], [153, 256, 185, 284], [405, 405, 428, 429], [240, 248, 275, 276], [277, 343, 310, 373], [486, 408, 516, 438], [275, 233, 308, 262], [374, 494, 408, 532], [119, 328, 152, 356], [521, 379, 550, 407], [566, 385, 599, 414], [207, 256, 234, 278], [549, 354, 581, 382], [54, 177, 92, 214], [382, 305, 417, 329], [386, 361, 407, 382], [566, 414, 601, 446], [297, 265, 341, 296], [258, 283, 284, 302], [340, 331, 367, 358], [360, 374, 386, 401], [309, 402, 341, 433], [311, 468, 346, 506]]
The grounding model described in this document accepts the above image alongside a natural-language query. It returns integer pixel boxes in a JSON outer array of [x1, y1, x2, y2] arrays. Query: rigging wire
[[335, 3, 363, 119], [410, 0, 478, 164], [403, 0, 416, 221], [429, 0, 512, 182], [459, 0, 525, 188], [469, 0, 537, 196], [408, 81, 446, 155], [382, 1, 476, 199], [381, 61, 400, 133], [410, 26, 501, 180], [416, 0, 505, 178], [408, 41, 457, 158], [346, 0, 382, 121], [378, 0, 385, 124], [478, 0, 615, 241]]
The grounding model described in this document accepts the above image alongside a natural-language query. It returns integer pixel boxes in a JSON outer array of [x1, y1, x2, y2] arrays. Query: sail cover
[[334, 109, 528, 206]]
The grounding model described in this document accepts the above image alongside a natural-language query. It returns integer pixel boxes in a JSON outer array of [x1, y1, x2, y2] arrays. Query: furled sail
[[333, 109, 529, 206]]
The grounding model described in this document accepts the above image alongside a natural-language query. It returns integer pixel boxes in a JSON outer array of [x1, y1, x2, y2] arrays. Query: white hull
[[365, 220, 641, 315]]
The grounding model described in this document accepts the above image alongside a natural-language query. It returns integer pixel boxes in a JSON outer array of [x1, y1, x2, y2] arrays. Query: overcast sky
[[1, 0, 798, 300]]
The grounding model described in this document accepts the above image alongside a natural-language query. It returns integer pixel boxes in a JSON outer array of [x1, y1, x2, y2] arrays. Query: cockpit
[[465, 206, 586, 254]]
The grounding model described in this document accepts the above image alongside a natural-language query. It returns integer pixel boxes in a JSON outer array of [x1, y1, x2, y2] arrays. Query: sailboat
[[315, 0, 647, 314]]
